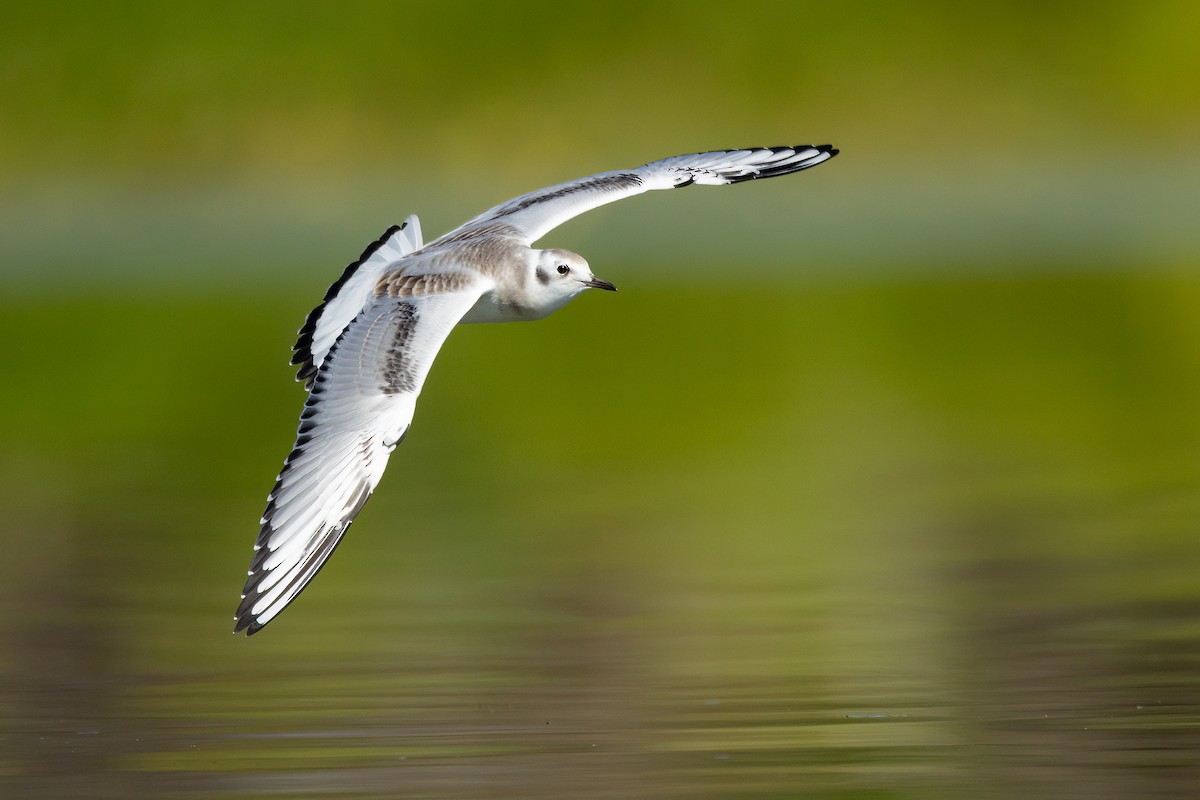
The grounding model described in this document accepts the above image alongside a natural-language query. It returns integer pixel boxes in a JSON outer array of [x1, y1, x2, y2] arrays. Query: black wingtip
[[721, 144, 840, 184], [233, 577, 268, 636], [232, 603, 257, 635], [233, 605, 266, 636], [291, 223, 409, 381]]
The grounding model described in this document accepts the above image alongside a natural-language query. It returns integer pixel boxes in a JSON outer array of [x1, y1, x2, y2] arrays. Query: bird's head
[[529, 248, 617, 311]]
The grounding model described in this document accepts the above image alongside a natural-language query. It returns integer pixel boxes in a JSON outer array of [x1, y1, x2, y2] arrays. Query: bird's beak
[[582, 277, 618, 292]]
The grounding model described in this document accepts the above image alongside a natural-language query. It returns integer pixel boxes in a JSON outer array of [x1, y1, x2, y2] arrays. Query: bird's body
[[236, 145, 838, 635]]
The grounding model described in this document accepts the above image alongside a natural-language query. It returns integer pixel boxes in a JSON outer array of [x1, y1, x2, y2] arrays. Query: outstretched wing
[[235, 278, 487, 635], [442, 145, 838, 246], [292, 216, 425, 387]]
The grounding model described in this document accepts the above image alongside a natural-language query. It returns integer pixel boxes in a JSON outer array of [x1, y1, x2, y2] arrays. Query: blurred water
[[3, 273, 1200, 798]]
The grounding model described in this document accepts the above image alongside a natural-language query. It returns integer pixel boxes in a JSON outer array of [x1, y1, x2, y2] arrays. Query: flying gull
[[235, 145, 839, 634]]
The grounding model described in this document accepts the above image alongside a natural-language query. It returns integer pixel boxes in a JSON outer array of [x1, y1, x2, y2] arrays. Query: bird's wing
[[235, 275, 487, 635], [292, 215, 425, 386], [442, 145, 838, 246]]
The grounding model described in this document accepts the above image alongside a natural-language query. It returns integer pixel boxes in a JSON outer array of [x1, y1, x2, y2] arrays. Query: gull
[[235, 144, 839, 635]]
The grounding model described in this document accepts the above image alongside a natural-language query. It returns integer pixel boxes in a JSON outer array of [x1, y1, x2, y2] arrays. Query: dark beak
[[582, 277, 618, 292]]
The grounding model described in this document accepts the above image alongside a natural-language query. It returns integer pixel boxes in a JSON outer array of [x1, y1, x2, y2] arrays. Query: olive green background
[[2, 2, 1199, 798]]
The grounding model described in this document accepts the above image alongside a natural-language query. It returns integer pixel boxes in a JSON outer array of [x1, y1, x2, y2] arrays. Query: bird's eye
[[556, 264, 570, 275]]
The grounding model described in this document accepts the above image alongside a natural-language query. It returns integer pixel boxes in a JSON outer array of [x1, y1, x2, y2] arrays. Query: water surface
[[3, 273, 1199, 798]]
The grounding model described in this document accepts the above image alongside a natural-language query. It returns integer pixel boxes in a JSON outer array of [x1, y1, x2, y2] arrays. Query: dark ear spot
[[535, 267, 550, 285]]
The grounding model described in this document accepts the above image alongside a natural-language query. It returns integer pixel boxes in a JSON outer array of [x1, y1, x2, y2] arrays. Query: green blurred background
[[3, 2, 1200, 798]]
